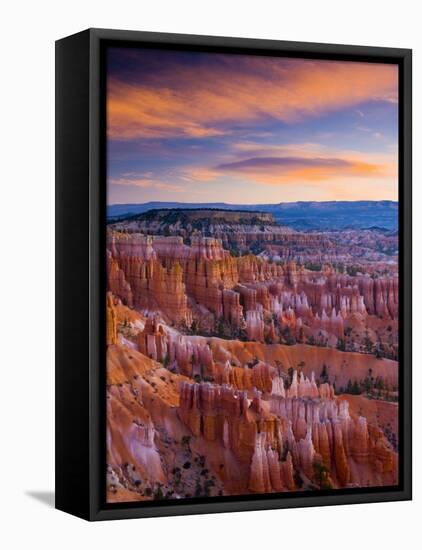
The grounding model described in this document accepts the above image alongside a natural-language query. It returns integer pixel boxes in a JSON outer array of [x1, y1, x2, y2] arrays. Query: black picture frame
[[55, 28, 412, 521]]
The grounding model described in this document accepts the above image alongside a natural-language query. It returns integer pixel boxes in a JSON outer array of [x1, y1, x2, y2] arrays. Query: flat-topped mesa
[[136, 207, 275, 222], [113, 208, 321, 260], [118, 207, 277, 232], [137, 316, 168, 362]]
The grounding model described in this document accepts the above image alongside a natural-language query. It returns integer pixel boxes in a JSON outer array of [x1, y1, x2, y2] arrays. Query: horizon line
[[108, 199, 398, 207]]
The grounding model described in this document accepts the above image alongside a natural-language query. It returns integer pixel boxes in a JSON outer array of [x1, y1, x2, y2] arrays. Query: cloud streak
[[106, 49, 398, 203], [109, 174, 184, 192], [215, 155, 381, 182], [107, 55, 398, 140]]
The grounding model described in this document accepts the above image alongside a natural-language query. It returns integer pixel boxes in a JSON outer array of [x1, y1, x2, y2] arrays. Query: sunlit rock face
[[106, 292, 118, 346], [105, 213, 399, 503], [107, 229, 398, 351]]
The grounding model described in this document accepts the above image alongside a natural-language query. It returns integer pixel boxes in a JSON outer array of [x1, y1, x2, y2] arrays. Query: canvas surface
[[105, 46, 399, 503]]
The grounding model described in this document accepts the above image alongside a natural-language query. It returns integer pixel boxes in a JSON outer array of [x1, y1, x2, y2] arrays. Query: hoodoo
[[106, 206, 399, 502]]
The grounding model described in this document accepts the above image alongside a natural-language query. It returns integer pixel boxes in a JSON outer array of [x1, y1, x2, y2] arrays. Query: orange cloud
[[179, 167, 221, 182], [213, 155, 389, 185], [107, 57, 398, 140], [178, 138, 397, 187]]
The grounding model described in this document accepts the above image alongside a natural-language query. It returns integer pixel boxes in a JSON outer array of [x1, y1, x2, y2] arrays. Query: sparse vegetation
[[312, 460, 332, 490]]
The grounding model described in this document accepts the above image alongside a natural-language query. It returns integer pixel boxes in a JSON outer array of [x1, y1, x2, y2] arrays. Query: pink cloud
[[107, 57, 398, 140]]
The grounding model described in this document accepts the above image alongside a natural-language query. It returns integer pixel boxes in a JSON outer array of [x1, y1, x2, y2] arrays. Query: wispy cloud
[[109, 173, 184, 192], [179, 139, 396, 186], [107, 50, 398, 203], [107, 57, 398, 140], [215, 155, 383, 183]]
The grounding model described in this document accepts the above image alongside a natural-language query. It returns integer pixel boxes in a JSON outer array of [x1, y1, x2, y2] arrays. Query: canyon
[[106, 208, 399, 503]]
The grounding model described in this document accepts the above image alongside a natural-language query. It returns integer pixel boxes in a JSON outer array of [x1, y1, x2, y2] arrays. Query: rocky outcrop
[[107, 307, 398, 502], [246, 309, 265, 342], [107, 252, 133, 307], [176, 369, 397, 495], [108, 229, 398, 356], [106, 220, 399, 503], [184, 256, 239, 318], [108, 232, 157, 260], [137, 316, 168, 362], [106, 292, 118, 345], [237, 254, 284, 283], [109, 230, 230, 262], [167, 334, 214, 378], [215, 361, 276, 393], [178, 381, 257, 462], [108, 255, 192, 326], [358, 276, 399, 319], [222, 289, 243, 327]]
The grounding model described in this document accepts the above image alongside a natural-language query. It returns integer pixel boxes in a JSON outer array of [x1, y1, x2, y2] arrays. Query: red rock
[[106, 292, 118, 345], [137, 316, 168, 362]]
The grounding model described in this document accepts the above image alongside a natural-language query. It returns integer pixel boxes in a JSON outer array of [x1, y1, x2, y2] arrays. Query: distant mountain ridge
[[107, 200, 398, 231]]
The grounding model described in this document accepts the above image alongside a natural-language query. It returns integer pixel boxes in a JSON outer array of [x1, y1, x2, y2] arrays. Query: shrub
[[181, 435, 191, 447], [312, 460, 332, 490]]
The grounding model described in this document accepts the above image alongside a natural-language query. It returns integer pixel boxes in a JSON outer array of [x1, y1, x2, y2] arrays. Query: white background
[[1, 0, 419, 548]]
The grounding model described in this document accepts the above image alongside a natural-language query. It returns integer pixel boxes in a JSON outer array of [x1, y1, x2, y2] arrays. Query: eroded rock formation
[[105, 212, 399, 503]]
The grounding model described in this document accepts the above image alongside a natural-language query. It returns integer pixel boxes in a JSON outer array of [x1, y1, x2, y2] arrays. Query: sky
[[107, 47, 398, 205]]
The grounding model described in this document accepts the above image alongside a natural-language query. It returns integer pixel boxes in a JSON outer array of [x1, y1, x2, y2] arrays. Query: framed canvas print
[[55, 28, 412, 521]]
